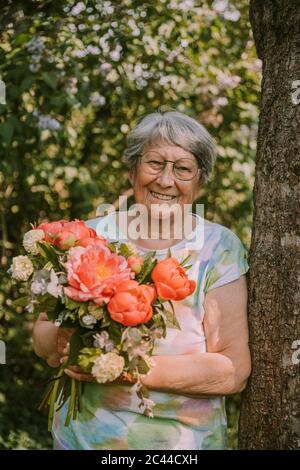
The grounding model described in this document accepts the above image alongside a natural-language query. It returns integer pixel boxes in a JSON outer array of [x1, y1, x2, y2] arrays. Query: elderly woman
[[33, 110, 251, 450]]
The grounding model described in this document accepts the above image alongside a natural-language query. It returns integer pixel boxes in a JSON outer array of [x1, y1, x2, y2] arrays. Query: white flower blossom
[[99, 62, 112, 74], [213, 0, 228, 12], [102, 1, 114, 15], [11, 256, 34, 281], [31, 54, 41, 63], [71, 1, 86, 15], [31, 278, 47, 295], [47, 269, 63, 298], [93, 331, 115, 352], [37, 114, 61, 130], [29, 63, 41, 73], [224, 9, 240, 21], [141, 397, 155, 417], [65, 77, 78, 95], [89, 92, 106, 106], [86, 45, 101, 55], [25, 299, 39, 313], [215, 97, 229, 107], [75, 48, 88, 58], [23, 229, 44, 254], [26, 37, 45, 53], [92, 352, 125, 383], [169, 0, 194, 11], [81, 314, 98, 328], [68, 23, 77, 33]]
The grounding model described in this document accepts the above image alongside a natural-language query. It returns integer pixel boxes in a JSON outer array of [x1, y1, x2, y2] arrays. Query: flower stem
[[77, 381, 82, 413], [64, 378, 76, 427], [47, 368, 64, 432]]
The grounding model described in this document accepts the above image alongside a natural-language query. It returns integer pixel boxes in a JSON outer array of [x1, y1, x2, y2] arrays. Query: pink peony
[[64, 245, 134, 305], [127, 255, 144, 274], [37, 219, 98, 250], [75, 236, 107, 248]]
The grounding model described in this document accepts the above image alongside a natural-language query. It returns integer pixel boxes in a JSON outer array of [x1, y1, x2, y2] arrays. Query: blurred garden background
[[0, 0, 260, 449]]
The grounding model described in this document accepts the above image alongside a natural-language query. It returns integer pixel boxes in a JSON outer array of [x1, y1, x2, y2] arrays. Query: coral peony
[[64, 245, 133, 305], [151, 257, 196, 301], [107, 280, 156, 327]]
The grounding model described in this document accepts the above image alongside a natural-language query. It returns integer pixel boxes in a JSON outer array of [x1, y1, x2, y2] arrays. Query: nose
[[155, 162, 175, 187]]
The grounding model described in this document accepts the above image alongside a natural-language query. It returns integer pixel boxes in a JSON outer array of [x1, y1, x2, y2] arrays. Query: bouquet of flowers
[[9, 219, 196, 431]]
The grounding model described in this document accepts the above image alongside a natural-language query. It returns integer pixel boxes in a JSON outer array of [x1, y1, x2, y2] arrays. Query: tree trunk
[[238, 0, 300, 449]]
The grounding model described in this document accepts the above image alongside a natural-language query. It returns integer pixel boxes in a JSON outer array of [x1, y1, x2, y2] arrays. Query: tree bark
[[238, 0, 300, 449]]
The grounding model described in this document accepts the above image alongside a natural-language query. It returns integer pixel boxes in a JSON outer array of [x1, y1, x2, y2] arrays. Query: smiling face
[[129, 142, 201, 215]]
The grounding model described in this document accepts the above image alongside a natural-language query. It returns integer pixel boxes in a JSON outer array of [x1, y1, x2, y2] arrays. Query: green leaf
[[36, 242, 60, 269], [42, 72, 58, 90], [65, 298, 81, 311], [0, 120, 14, 145], [12, 296, 30, 307], [20, 76, 34, 92], [63, 329, 84, 368], [107, 321, 122, 344], [34, 295, 60, 319], [14, 33, 29, 46], [118, 243, 133, 258], [78, 347, 101, 372], [136, 357, 151, 375], [107, 242, 118, 252], [136, 252, 157, 284], [180, 254, 191, 266], [78, 303, 88, 318], [162, 308, 181, 330]]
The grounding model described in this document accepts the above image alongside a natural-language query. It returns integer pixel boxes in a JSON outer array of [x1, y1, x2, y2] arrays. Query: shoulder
[[204, 220, 245, 251], [203, 222, 249, 292]]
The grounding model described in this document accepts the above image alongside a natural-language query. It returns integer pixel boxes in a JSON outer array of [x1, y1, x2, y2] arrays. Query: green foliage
[[78, 347, 101, 373], [0, 0, 259, 450]]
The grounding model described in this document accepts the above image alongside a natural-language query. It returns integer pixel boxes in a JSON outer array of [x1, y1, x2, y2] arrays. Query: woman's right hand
[[48, 327, 75, 367], [32, 312, 75, 367], [56, 327, 74, 359]]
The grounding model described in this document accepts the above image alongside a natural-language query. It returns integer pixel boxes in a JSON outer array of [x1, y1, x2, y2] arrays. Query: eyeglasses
[[138, 154, 200, 181]]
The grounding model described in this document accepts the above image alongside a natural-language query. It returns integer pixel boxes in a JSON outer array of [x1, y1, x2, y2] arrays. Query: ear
[[128, 167, 136, 186]]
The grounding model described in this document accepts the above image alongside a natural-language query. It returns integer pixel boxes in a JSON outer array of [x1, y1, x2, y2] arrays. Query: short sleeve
[[204, 228, 249, 292]]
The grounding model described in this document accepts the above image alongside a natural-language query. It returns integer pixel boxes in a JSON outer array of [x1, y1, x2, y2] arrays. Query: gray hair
[[123, 110, 217, 185]]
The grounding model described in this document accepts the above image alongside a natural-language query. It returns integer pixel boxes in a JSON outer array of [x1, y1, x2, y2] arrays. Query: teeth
[[150, 191, 175, 201]]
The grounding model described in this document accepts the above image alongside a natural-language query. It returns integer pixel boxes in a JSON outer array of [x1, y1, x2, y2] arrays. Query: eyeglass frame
[[136, 154, 201, 181]]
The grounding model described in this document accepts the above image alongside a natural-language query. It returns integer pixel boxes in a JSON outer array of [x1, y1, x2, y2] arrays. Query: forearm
[[33, 319, 59, 367], [141, 352, 244, 396]]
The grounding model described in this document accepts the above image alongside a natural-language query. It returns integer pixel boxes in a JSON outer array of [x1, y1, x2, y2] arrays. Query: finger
[[59, 355, 69, 364], [64, 364, 82, 373], [64, 369, 95, 382], [62, 342, 70, 354]]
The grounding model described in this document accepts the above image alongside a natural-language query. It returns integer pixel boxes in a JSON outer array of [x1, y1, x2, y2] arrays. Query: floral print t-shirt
[[52, 211, 249, 450]]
